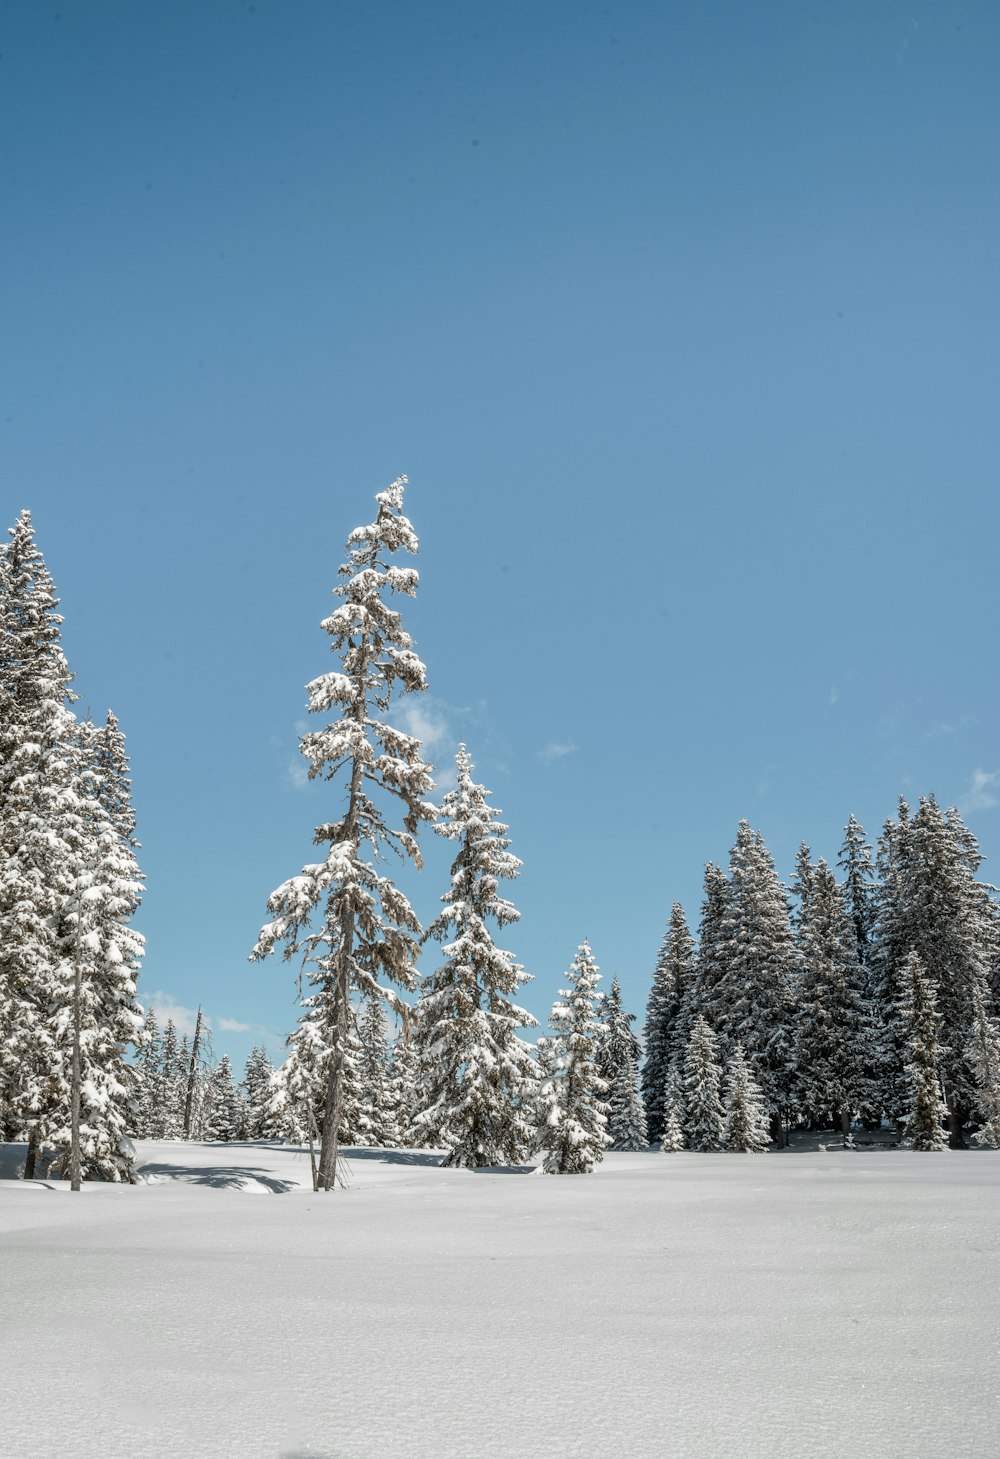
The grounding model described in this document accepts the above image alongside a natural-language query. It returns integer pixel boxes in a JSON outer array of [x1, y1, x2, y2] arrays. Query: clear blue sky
[[2, 1, 998, 1069]]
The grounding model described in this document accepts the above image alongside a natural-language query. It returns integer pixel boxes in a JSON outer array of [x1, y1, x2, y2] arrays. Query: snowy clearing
[[2, 1142, 999, 1459]]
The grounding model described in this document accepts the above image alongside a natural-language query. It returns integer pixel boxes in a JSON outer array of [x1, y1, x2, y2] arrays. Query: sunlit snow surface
[[2, 1141, 999, 1459]]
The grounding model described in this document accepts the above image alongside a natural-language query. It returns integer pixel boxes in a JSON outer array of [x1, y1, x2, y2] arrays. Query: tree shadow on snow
[[136, 1163, 296, 1193], [338, 1147, 447, 1168]]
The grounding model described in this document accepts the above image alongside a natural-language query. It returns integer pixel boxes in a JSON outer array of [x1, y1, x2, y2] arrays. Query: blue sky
[[2, 1, 998, 1069]]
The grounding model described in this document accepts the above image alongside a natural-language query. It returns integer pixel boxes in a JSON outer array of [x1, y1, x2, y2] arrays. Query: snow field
[[2, 1142, 999, 1459]]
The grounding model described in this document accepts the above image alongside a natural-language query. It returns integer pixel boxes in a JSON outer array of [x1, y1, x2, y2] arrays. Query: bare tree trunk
[[945, 1085, 968, 1150], [306, 1099, 320, 1192], [182, 1007, 204, 1139], [316, 739, 365, 1193], [24, 1127, 38, 1181], [70, 962, 82, 1192], [769, 1111, 784, 1148], [317, 946, 350, 1191]]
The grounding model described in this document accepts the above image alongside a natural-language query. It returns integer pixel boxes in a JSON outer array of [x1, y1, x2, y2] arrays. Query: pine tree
[[838, 815, 876, 974], [790, 841, 815, 936], [873, 797, 996, 1146], [0, 511, 76, 1158], [642, 903, 695, 1142], [706, 823, 797, 1143], [0, 519, 145, 1182], [683, 1016, 725, 1151], [133, 1007, 162, 1138], [387, 1015, 419, 1147], [44, 715, 146, 1182], [898, 951, 947, 1151], [414, 746, 537, 1167], [536, 941, 610, 1174], [158, 1020, 184, 1138], [723, 1044, 770, 1153], [241, 1045, 277, 1140], [793, 860, 875, 1143], [355, 994, 394, 1146], [206, 1056, 241, 1141], [596, 977, 647, 1150], [967, 983, 1000, 1149], [251, 477, 435, 1191], [691, 862, 731, 1060], [658, 1065, 686, 1152]]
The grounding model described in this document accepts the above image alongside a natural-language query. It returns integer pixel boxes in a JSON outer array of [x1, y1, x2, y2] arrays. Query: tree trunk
[[317, 962, 349, 1190], [182, 1007, 203, 1139], [769, 1111, 784, 1148], [945, 1086, 968, 1150], [24, 1127, 38, 1181], [840, 1109, 853, 1145], [316, 735, 365, 1193], [70, 962, 82, 1192]]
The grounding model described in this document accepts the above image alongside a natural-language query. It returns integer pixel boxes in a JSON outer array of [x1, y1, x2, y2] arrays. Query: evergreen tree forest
[[3, 488, 1000, 1185]]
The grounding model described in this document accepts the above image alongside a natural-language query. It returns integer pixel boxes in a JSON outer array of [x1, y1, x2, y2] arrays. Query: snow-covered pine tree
[[723, 1044, 770, 1153], [793, 859, 875, 1144], [133, 1007, 162, 1138], [0, 511, 76, 1161], [683, 1016, 726, 1151], [690, 863, 730, 1065], [387, 1015, 420, 1147], [790, 842, 815, 936], [873, 797, 997, 1146], [536, 941, 610, 1174], [251, 477, 434, 1191], [706, 823, 797, 1144], [869, 802, 915, 1126], [966, 982, 1000, 1149], [414, 745, 537, 1167], [642, 903, 695, 1143], [158, 1020, 184, 1139], [838, 815, 876, 975], [355, 993, 394, 1146], [268, 991, 365, 1151], [595, 976, 647, 1150], [898, 950, 947, 1151], [56, 714, 145, 1182], [241, 1045, 277, 1140], [659, 1065, 686, 1152], [206, 1056, 241, 1141]]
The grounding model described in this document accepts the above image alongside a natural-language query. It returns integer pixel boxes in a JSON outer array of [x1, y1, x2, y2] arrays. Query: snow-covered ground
[[2, 1142, 998, 1459]]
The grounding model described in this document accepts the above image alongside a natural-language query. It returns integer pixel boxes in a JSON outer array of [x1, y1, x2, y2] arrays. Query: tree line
[[2, 487, 999, 1187]]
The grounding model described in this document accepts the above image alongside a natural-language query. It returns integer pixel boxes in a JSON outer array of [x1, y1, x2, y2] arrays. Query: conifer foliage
[[722, 1045, 770, 1153], [252, 477, 434, 1190], [536, 941, 609, 1174], [414, 745, 537, 1167], [596, 977, 648, 1150], [793, 859, 873, 1141], [898, 951, 947, 1151], [642, 903, 695, 1142], [0, 513, 145, 1182], [682, 1016, 725, 1152]]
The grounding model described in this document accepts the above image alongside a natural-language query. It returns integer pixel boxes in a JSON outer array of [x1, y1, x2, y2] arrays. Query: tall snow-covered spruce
[[0, 515, 145, 1182], [251, 477, 434, 1191], [536, 941, 610, 1174], [414, 745, 537, 1166], [642, 903, 695, 1142], [595, 976, 648, 1150]]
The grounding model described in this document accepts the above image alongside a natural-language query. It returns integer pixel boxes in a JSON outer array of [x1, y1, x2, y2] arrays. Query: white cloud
[[217, 1017, 250, 1033], [960, 768, 1000, 816], [537, 740, 577, 764], [145, 992, 203, 1039], [285, 719, 311, 790], [397, 699, 451, 752]]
